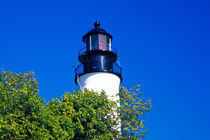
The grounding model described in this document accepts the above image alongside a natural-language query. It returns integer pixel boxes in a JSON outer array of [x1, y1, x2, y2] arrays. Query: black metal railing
[[75, 62, 122, 80], [78, 47, 118, 56]]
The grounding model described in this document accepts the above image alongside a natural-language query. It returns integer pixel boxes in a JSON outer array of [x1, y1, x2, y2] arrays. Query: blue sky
[[0, 0, 209, 139]]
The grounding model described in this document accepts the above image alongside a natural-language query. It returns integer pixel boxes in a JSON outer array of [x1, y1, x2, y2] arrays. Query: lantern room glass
[[84, 34, 111, 51]]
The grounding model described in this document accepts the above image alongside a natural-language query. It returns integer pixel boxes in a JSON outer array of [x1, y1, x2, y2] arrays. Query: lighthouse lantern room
[[75, 22, 122, 100]]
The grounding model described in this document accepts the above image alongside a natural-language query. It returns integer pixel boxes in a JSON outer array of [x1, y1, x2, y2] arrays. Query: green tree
[[119, 86, 152, 139], [0, 71, 151, 139], [46, 90, 119, 139], [0, 71, 51, 139]]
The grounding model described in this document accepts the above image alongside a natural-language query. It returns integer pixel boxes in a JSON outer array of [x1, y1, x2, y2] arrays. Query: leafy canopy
[[0, 71, 151, 139]]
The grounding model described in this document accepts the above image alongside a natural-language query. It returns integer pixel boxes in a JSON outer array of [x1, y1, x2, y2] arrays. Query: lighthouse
[[75, 22, 122, 101]]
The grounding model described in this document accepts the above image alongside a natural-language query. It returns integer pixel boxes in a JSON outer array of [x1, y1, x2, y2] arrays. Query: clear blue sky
[[0, 0, 209, 139]]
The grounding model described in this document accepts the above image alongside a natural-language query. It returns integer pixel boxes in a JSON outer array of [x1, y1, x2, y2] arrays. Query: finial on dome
[[94, 21, 100, 29]]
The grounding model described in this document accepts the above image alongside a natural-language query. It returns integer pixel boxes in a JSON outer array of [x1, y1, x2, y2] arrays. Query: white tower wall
[[77, 72, 121, 101]]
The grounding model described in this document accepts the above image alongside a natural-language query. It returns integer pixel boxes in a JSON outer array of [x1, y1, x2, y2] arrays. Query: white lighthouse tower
[[75, 22, 122, 101]]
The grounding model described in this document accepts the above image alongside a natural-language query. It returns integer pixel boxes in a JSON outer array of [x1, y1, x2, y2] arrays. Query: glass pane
[[91, 34, 98, 50], [108, 37, 111, 51], [85, 37, 90, 51], [98, 34, 107, 50]]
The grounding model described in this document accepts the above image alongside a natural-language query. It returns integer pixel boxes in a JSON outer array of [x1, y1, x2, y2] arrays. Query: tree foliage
[[120, 86, 152, 139], [0, 71, 151, 139]]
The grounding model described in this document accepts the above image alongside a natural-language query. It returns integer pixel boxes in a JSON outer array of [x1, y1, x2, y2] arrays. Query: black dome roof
[[82, 22, 112, 42]]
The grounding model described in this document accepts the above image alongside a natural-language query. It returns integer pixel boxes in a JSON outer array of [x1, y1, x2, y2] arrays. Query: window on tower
[[91, 34, 98, 50], [98, 34, 107, 50], [84, 34, 112, 51], [85, 37, 90, 51]]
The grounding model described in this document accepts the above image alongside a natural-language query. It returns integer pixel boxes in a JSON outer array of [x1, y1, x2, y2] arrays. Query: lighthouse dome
[[82, 22, 112, 42]]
